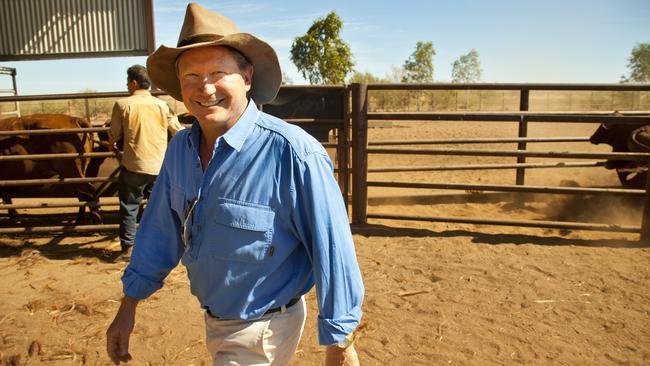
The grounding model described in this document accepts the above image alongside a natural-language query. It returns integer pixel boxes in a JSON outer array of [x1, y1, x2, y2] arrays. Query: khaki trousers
[[204, 297, 307, 366]]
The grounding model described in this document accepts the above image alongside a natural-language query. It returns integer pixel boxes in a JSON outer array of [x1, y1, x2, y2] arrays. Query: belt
[[206, 296, 301, 319]]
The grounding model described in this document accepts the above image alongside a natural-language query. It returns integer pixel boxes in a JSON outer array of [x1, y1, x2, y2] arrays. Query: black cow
[[590, 119, 649, 189]]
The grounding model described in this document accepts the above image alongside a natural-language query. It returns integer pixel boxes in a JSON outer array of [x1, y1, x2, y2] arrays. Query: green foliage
[[451, 49, 482, 83], [348, 70, 386, 84], [290, 12, 354, 84], [621, 42, 650, 83], [402, 41, 435, 83]]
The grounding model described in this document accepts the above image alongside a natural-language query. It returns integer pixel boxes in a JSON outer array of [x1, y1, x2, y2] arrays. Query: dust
[[543, 194, 642, 227]]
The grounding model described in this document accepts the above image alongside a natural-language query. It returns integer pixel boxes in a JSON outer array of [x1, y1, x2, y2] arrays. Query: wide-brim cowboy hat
[[147, 2, 281, 104]]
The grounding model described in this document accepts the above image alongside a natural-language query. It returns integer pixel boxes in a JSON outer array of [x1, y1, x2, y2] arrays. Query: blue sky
[[1, 0, 649, 95]]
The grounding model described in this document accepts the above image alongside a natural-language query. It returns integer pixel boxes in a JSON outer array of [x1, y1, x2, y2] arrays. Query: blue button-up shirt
[[122, 100, 364, 345]]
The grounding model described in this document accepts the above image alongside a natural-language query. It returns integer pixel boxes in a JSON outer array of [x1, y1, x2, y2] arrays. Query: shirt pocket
[[206, 199, 275, 263]]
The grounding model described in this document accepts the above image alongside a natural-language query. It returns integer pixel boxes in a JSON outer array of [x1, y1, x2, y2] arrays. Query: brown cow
[[0, 114, 112, 224]]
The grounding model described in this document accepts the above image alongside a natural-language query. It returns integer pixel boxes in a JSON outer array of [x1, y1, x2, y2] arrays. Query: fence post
[[338, 86, 350, 212], [641, 159, 650, 243], [351, 83, 368, 224], [516, 89, 530, 185], [84, 98, 91, 123]]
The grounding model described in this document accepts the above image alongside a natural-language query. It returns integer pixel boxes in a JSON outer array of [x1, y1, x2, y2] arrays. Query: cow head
[[589, 121, 643, 152], [589, 115, 648, 170], [92, 119, 112, 152]]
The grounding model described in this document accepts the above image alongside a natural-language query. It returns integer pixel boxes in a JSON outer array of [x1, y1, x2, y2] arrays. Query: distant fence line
[[365, 83, 650, 112], [2, 83, 650, 121], [368, 89, 650, 112]]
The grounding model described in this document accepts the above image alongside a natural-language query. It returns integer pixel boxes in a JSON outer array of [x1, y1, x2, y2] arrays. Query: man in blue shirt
[[106, 3, 364, 366]]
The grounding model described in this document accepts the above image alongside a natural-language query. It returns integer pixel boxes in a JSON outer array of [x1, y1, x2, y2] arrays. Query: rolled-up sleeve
[[121, 150, 184, 299], [109, 102, 123, 143], [291, 151, 364, 346]]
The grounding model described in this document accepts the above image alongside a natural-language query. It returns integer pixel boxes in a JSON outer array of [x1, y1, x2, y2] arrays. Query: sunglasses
[[181, 197, 198, 248]]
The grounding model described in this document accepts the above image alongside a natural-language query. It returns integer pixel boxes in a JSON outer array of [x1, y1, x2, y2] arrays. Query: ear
[[243, 65, 254, 92]]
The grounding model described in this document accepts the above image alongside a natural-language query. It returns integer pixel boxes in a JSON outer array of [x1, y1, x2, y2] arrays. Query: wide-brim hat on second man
[[147, 2, 281, 104]]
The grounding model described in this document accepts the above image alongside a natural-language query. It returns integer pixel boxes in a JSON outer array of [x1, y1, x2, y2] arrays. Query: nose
[[199, 79, 216, 96]]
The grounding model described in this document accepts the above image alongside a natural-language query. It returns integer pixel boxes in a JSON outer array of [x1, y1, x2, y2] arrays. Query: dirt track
[[1, 120, 649, 365]]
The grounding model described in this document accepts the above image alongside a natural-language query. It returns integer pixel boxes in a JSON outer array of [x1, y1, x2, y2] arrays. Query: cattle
[[590, 118, 649, 189], [263, 87, 344, 142], [0, 114, 112, 224]]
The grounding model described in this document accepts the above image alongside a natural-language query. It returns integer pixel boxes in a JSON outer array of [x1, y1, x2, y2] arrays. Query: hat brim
[[147, 33, 281, 104]]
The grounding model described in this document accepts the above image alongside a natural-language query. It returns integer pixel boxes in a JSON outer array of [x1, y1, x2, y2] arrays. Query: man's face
[[177, 46, 253, 134]]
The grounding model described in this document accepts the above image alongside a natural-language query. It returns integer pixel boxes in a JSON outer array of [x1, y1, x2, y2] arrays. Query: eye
[[209, 71, 227, 79], [182, 72, 199, 81]]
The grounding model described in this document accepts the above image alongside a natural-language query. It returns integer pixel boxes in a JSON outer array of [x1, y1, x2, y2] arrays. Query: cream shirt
[[109, 89, 183, 175]]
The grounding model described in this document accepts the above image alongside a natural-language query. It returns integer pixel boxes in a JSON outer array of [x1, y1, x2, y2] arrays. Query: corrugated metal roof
[[0, 0, 154, 61]]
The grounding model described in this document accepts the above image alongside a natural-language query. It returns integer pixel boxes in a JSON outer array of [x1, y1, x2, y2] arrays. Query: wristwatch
[[335, 333, 354, 349]]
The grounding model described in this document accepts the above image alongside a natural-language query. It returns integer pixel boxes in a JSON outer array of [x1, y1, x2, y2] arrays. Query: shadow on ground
[[0, 231, 122, 263], [352, 224, 647, 249]]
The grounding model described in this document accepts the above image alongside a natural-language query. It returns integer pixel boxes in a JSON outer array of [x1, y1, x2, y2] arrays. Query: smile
[[197, 98, 224, 107]]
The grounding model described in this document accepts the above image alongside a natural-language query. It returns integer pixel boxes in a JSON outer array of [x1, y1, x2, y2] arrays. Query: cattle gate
[[349, 83, 650, 242], [1, 83, 649, 242]]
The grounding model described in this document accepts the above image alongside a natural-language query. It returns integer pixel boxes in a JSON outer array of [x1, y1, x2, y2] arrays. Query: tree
[[290, 12, 354, 84], [402, 41, 435, 83], [348, 70, 385, 84], [451, 49, 482, 83], [384, 66, 405, 83], [621, 42, 650, 83]]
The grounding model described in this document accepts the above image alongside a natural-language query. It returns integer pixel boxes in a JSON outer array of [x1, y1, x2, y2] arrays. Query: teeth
[[199, 100, 219, 107]]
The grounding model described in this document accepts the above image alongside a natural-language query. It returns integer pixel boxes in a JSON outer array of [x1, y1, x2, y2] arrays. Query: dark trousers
[[118, 168, 156, 249]]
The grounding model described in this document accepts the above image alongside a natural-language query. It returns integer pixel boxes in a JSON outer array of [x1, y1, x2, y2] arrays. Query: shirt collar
[[187, 98, 259, 153], [220, 99, 259, 152], [132, 89, 151, 96]]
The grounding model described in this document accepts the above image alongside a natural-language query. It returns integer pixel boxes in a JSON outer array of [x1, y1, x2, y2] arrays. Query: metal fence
[[2, 84, 650, 242], [0, 87, 349, 234], [350, 83, 650, 242]]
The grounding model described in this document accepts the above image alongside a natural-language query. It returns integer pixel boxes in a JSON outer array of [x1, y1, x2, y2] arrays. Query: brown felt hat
[[147, 2, 281, 104]]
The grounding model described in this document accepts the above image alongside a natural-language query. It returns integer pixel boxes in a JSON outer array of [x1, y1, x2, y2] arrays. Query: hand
[[106, 296, 139, 364], [325, 344, 360, 366]]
